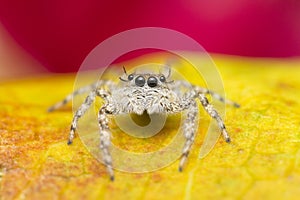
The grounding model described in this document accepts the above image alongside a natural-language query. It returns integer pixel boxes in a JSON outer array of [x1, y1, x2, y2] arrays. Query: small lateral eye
[[128, 74, 134, 80], [159, 75, 166, 82]]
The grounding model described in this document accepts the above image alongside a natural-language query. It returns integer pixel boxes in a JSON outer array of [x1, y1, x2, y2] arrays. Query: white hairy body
[[48, 67, 239, 181]]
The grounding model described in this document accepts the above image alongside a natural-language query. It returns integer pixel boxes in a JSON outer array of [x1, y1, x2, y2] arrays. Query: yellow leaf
[[1, 53, 300, 200]]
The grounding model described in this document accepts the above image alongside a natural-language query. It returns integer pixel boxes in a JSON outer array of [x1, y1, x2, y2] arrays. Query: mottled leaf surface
[[1, 54, 300, 200]]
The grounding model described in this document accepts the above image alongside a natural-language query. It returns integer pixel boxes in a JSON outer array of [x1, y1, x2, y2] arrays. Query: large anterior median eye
[[147, 76, 158, 87], [135, 76, 145, 87]]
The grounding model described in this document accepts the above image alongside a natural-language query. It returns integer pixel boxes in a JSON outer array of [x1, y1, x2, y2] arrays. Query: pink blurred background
[[0, 0, 299, 76]]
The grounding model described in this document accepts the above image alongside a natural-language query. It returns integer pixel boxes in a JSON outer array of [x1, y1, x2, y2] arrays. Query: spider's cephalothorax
[[48, 66, 239, 181], [116, 67, 181, 115]]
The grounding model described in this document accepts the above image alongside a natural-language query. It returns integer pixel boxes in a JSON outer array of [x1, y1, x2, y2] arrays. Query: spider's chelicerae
[[48, 67, 239, 181]]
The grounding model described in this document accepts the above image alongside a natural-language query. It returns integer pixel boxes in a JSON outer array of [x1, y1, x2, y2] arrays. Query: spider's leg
[[179, 100, 198, 172], [168, 81, 239, 107], [195, 86, 240, 108], [68, 90, 98, 144], [48, 83, 98, 112], [198, 93, 231, 143], [48, 80, 116, 112], [98, 105, 115, 181]]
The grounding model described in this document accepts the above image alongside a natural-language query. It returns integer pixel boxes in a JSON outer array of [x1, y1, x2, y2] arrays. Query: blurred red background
[[0, 0, 299, 73]]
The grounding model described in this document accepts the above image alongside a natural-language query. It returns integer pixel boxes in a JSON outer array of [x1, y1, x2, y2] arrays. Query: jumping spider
[[48, 67, 239, 181]]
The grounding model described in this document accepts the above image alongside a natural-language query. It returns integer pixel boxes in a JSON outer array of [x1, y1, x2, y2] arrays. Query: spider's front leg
[[68, 88, 115, 180], [48, 83, 97, 112], [198, 93, 231, 143], [179, 100, 198, 172], [98, 104, 115, 181], [170, 81, 240, 108], [194, 86, 240, 108], [48, 80, 116, 112], [68, 89, 111, 144], [68, 90, 97, 144]]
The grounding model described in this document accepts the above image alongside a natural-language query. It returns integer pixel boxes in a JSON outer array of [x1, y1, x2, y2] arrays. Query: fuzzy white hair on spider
[[48, 65, 239, 181]]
